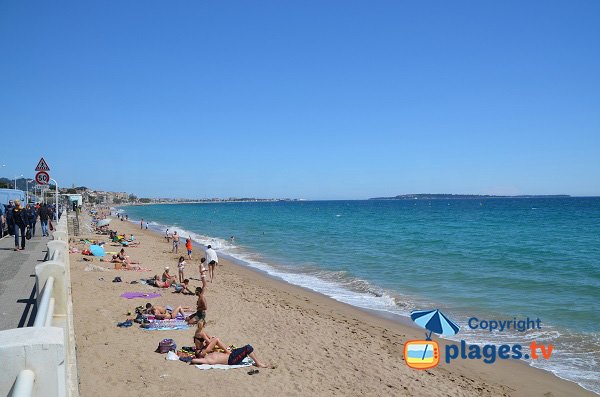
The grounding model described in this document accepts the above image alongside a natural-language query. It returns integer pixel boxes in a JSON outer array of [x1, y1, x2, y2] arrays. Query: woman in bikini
[[193, 320, 231, 358]]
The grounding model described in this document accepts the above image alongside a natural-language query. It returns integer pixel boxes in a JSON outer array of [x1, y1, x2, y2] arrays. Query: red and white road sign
[[36, 171, 50, 185], [35, 157, 50, 171]]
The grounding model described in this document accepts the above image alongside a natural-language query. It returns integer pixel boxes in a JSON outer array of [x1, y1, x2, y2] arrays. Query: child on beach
[[174, 279, 193, 295], [186, 238, 193, 259], [178, 256, 186, 283], [199, 257, 207, 279], [165, 229, 171, 243]]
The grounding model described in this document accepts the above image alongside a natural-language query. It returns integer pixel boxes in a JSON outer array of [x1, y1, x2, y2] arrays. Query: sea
[[119, 198, 600, 394]]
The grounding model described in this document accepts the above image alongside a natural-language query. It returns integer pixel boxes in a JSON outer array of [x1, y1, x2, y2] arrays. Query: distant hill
[[369, 194, 571, 200], [0, 177, 57, 191]]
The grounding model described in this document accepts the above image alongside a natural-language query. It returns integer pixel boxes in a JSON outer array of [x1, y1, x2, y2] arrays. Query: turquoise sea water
[[120, 198, 600, 393]]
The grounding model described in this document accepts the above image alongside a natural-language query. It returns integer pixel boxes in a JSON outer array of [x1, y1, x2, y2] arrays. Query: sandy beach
[[69, 214, 596, 397]]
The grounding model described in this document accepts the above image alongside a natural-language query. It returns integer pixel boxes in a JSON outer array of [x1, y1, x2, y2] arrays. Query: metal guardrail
[[0, 211, 79, 397]]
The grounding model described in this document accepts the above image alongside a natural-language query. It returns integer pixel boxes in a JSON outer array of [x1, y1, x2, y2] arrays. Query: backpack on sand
[[155, 338, 176, 353]]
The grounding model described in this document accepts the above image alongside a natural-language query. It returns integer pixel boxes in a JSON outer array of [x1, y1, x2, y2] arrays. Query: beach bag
[[25, 227, 32, 240], [155, 338, 176, 353]]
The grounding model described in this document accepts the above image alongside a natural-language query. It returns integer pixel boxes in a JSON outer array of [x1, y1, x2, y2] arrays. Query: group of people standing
[[1, 200, 54, 251]]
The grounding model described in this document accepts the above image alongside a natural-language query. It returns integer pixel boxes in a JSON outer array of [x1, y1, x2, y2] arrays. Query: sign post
[[35, 171, 50, 185], [34, 157, 51, 206], [35, 158, 50, 172]]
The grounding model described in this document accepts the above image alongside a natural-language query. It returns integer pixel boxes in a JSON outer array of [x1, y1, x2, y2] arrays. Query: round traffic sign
[[36, 171, 49, 185]]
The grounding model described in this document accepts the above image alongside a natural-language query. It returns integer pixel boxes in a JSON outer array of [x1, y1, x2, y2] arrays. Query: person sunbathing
[[192, 320, 230, 357], [162, 267, 177, 284], [149, 274, 173, 288], [112, 248, 141, 267], [145, 303, 186, 320], [190, 344, 268, 368]]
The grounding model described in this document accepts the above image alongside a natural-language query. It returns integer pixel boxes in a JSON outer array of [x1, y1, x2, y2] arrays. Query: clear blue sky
[[1, 1, 599, 199]]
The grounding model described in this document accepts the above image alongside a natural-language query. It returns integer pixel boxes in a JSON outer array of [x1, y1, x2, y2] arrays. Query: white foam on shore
[[126, 218, 417, 318]]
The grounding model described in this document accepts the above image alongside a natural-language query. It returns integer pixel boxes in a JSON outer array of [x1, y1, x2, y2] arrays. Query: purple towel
[[120, 292, 161, 299]]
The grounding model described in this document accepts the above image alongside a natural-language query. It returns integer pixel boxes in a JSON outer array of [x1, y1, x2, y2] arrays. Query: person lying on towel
[[145, 303, 186, 320], [190, 344, 268, 368]]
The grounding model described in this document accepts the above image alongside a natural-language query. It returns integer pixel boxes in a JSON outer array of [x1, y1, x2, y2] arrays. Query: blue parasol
[[89, 244, 105, 257], [410, 309, 460, 360]]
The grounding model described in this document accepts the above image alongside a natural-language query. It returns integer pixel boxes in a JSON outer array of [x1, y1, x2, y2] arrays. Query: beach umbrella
[[410, 309, 460, 338], [410, 309, 460, 360], [96, 218, 111, 227], [89, 244, 105, 257]]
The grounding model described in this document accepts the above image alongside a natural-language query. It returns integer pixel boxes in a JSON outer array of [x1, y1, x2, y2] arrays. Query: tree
[[113, 198, 124, 204], [128, 194, 137, 202], [139, 198, 151, 203]]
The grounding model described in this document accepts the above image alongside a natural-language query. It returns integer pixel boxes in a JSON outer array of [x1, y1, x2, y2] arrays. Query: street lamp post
[[49, 178, 59, 221], [25, 179, 34, 204], [14, 174, 23, 189]]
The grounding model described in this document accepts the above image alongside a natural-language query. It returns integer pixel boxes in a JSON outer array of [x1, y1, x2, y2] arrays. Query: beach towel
[[121, 291, 157, 299], [141, 319, 189, 331], [195, 358, 253, 370]]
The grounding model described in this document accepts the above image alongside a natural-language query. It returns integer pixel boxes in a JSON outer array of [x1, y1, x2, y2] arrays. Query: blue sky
[[1, 1, 599, 199]]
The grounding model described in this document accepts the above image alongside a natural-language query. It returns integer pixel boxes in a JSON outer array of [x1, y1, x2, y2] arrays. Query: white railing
[[11, 370, 35, 397], [0, 211, 79, 397], [33, 276, 55, 328]]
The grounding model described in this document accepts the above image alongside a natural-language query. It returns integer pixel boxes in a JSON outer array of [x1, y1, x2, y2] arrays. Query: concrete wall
[[0, 212, 79, 397]]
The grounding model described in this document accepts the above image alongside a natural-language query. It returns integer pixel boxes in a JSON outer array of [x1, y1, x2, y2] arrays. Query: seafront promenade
[[0, 223, 48, 330], [0, 213, 79, 397]]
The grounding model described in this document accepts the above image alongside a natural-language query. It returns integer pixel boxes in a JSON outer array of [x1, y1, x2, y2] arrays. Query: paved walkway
[[0, 222, 51, 331]]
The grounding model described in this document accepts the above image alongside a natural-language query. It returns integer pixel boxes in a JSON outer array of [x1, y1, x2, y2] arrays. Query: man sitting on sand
[[145, 303, 186, 320], [186, 275, 207, 325], [190, 344, 268, 368]]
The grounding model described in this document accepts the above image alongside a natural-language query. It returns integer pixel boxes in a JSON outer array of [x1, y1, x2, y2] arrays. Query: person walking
[[12, 200, 27, 251], [5, 200, 15, 236], [140, 218, 144, 229], [0, 202, 5, 238], [205, 245, 219, 283], [26, 203, 37, 237], [172, 231, 180, 253], [38, 203, 50, 237]]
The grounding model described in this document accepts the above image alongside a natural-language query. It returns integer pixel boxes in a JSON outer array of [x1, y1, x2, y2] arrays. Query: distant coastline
[[369, 194, 572, 200]]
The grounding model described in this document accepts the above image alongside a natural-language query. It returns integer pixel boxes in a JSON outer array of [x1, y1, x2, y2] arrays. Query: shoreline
[[70, 212, 597, 396]]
